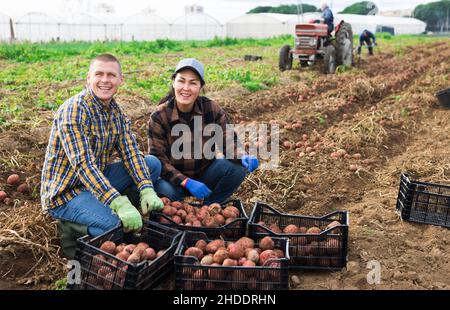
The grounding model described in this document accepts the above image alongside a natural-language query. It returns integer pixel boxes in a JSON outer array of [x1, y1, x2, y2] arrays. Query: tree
[[339, 1, 379, 15], [247, 4, 317, 15], [414, 1, 450, 32]]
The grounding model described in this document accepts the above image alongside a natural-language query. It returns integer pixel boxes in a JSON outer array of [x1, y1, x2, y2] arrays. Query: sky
[[0, 0, 438, 20]]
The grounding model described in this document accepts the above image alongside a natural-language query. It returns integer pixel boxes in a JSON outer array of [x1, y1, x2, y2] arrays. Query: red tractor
[[279, 20, 353, 74]]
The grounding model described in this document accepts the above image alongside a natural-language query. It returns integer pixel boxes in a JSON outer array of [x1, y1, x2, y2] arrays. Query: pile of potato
[[87, 240, 167, 289], [158, 198, 241, 228], [254, 220, 343, 258], [183, 236, 283, 267], [180, 236, 286, 290], [0, 174, 29, 205]]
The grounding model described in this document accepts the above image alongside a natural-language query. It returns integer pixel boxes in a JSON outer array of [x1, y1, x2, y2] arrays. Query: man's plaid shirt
[[40, 88, 153, 211], [148, 96, 243, 186]]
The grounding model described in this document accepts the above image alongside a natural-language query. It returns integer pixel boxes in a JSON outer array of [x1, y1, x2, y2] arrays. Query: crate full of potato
[[68, 221, 182, 290], [150, 198, 248, 239], [174, 231, 289, 290], [248, 202, 349, 270]]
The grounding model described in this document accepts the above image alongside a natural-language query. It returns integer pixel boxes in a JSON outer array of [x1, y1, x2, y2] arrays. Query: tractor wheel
[[279, 45, 293, 71], [335, 22, 353, 67], [323, 45, 337, 74]]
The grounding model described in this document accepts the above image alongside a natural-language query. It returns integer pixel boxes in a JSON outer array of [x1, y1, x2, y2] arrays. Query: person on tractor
[[358, 29, 377, 55], [40, 53, 164, 258], [148, 58, 259, 204], [320, 2, 334, 35]]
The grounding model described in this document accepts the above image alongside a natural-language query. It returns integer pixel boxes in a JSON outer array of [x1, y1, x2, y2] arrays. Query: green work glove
[[110, 195, 143, 232], [140, 187, 164, 215]]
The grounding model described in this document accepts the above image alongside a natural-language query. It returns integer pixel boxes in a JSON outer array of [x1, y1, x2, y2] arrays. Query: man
[[41, 53, 163, 258], [321, 2, 334, 35], [358, 29, 377, 55]]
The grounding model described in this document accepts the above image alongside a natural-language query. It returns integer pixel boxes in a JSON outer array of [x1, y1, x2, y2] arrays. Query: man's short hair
[[90, 53, 122, 74]]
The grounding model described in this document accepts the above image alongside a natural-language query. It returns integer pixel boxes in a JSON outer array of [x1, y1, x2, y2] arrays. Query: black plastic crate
[[396, 173, 450, 228], [435, 87, 450, 108], [174, 231, 289, 290], [248, 202, 349, 270], [149, 199, 248, 239], [68, 221, 183, 290]]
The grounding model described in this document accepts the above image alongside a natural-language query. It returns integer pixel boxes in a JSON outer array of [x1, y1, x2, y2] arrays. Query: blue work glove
[[241, 155, 259, 173], [184, 179, 212, 199], [140, 187, 164, 215]]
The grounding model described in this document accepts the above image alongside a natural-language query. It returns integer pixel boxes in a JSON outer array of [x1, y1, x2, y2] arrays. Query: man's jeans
[[48, 155, 161, 237], [154, 158, 247, 205]]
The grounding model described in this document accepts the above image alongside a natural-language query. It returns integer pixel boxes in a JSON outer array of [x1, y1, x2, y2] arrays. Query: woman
[[148, 58, 258, 204]]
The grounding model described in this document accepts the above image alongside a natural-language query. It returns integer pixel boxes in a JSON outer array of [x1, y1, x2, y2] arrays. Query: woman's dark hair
[[158, 70, 205, 105]]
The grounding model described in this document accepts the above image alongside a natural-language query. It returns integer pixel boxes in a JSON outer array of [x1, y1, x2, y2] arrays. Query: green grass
[[0, 34, 446, 130]]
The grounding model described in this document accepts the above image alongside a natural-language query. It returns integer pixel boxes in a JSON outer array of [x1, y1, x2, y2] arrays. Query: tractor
[[279, 20, 353, 74]]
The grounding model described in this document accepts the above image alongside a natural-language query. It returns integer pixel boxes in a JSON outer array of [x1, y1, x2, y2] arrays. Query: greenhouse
[[0, 11, 11, 41], [59, 13, 106, 42], [170, 12, 224, 40], [14, 12, 59, 42], [122, 12, 170, 41]]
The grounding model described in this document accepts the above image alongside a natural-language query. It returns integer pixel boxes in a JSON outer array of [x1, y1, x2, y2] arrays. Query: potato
[[91, 254, 106, 273], [196, 209, 210, 222], [195, 240, 207, 253], [325, 239, 341, 255], [223, 206, 240, 218], [115, 243, 126, 254], [245, 249, 260, 264], [200, 254, 214, 265], [17, 183, 29, 194], [326, 221, 341, 231], [238, 257, 247, 266], [298, 226, 308, 233], [306, 227, 321, 234], [222, 258, 238, 267], [208, 264, 222, 280], [116, 251, 130, 261], [161, 197, 171, 205], [269, 224, 283, 234], [203, 217, 219, 228], [184, 247, 204, 260], [259, 250, 278, 266], [227, 243, 244, 259], [159, 217, 172, 224], [123, 244, 135, 254], [96, 265, 112, 286], [145, 247, 157, 260], [176, 209, 187, 220], [259, 236, 275, 251], [309, 241, 321, 256], [136, 242, 149, 250], [236, 237, 255, 249], [156, 249, 166, 258], [185, 213, 197, 224], [0, 191, 7, 202], [283, 224, 299, 234], [171, 201, 183, 209], [242, 260, 256, 267], [127, 253, 141, 264], [184, 204, 195, 214], [213, 214, 225, 226], [162, 206, 177, 216], [225, 217, 235, 225], [206, 240, 225, 254], [172, 215, 183, 225], [7, 174, 20, 186], [100, 241, 116, 255], [273, 249, 284, 258], [255, 221, 266, 232], [192, 220, 202, 227], [213, 249, 229, 264], [208, 203, 222, 216], [132, 246, 145, 260]]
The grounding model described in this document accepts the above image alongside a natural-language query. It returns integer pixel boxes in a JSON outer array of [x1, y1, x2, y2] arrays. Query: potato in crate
[[68, 221, 182, 290], [248, 202, 349, 270], [150, 199, 248, 239], [174, 231, 289, 290]]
